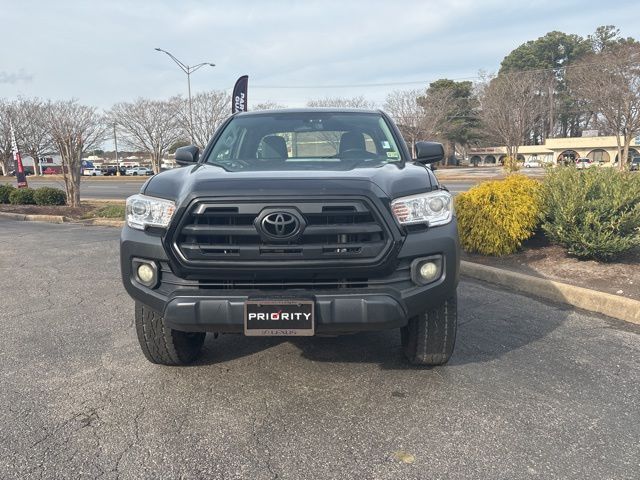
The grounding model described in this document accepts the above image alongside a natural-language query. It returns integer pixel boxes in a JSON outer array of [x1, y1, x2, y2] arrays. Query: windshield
[[204, 112, 403, 171]]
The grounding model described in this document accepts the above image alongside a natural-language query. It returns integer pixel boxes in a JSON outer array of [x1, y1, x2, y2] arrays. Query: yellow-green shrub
[[455, 174, 542, 255]]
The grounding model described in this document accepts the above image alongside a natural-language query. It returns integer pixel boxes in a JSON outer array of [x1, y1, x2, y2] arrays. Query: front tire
[[401, 293, 457, 366], [135, 302, 205, 365]]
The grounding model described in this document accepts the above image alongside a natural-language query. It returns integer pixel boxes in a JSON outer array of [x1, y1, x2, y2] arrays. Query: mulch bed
[[463, 233, 640, 301]]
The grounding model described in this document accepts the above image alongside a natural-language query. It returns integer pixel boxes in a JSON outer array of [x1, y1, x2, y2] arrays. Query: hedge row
[[0, 185, 67, 205], [541, 168, 640, 261], [455, 168, 640, 261]]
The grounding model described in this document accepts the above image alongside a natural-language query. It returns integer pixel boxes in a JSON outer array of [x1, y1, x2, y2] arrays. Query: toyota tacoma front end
[[120, 109, 460, 366]]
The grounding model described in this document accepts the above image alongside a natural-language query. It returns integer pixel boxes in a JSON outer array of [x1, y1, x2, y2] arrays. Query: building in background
[[467, 135, 640, 166]]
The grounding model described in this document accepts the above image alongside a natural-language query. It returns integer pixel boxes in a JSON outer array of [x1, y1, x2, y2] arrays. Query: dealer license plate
[[244, 299, 315, 336]]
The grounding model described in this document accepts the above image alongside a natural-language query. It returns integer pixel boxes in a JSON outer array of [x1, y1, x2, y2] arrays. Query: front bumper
[[120, 221, 460, 334]]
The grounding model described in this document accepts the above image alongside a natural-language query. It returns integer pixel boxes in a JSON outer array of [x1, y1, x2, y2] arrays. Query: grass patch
[[83, 203, 126, 219]]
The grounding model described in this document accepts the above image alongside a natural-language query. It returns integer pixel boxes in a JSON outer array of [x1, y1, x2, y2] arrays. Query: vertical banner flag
[[232, 75, 248, 113], [10, 120, 28, 188]]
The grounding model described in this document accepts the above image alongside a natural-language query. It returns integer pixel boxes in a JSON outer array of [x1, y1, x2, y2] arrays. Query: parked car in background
[[575, 158, 594, 169], [125, 167, 154, 176], [102, 166, 127, 176], [8, 169, 33, 176], [524, 159, 541, 168], [82, 167, 103, 176], [630, 157, 640, 171]]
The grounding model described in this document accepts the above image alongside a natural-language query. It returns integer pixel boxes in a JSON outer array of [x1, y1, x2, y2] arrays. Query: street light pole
[[187, 71, 193, 143], [155, 48, 215, 144], [113, 123, 120, 176]]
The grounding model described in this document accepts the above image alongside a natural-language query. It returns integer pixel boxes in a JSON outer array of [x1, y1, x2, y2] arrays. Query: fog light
[[134, 260, 158, 288], [411, 256, 443, 285], [419, 262, 438, 281]]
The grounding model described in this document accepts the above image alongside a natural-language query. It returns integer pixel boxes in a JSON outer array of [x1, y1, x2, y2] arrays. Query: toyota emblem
[[260, 212, 300, 238]]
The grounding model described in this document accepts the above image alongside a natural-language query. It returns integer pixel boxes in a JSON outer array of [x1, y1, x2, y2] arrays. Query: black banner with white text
[[232, 75, 248, 113]]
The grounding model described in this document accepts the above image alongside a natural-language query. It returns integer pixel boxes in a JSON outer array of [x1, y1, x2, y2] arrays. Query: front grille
[[172, 199, 392, 266]]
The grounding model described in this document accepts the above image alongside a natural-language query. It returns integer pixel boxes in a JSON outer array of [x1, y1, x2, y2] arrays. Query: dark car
[[102, 166, 127, 176], [631, 157, 640, 171], [8, 169, 33, 176], [120, 109, 460, 367]]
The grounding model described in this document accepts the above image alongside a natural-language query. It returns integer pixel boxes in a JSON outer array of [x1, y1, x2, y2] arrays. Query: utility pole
[[114, 123, 120, 176], [154, 48, 215, 144]]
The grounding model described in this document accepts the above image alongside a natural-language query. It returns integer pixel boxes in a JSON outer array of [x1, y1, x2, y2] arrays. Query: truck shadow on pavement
[[194, 280, 571, 369]]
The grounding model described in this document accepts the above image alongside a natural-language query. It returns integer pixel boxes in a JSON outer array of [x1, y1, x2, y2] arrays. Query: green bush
[[541, 167, 640, 261], [34, 187, 66, 206], [0, 184, 15, 203], [455, 174, 543, 255], [8, 187, 36, 205]]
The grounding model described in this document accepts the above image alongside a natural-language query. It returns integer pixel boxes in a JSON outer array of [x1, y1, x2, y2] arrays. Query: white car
[[575, 158, 594, 169], [125, 167, 154, 176], [82, 167, 103, 176], [524, 159, 541, 168]]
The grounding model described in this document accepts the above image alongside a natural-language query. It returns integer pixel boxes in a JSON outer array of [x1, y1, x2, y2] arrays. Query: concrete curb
[[461, 260, 640, 325], [0, 212, 65, 223], [0, 211, 123, 227]]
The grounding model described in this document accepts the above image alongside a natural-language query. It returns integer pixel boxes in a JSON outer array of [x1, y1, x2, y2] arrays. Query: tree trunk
[[615, 134, 623, 171], [32, 155, 41, 176], [548, 82, 554, 138], [622, 136, 632, 171], [68, 161, 81, 207], [152, 153, 161, 174]]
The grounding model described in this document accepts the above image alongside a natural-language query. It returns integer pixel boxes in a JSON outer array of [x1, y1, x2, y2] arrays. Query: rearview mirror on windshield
[[414, 141, 444, 164], [175, 145, 200, 165]]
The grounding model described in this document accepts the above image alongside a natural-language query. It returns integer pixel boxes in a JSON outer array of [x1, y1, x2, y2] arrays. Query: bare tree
[[478, 72, 545, 171], [384, 90, 425, 156], [45, 100, 106, 207], [0, 100, 16, 176], [174, 90, 230, 149], [253, 101, 286, 110], [110, 98, 182, 173], [384, 89, 455, 156], [567, 44, 640, 169], [307, 96, 376, 109], [12, 97, 54, 175]]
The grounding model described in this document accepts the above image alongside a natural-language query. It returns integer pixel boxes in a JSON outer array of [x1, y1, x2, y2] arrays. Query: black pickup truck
[[120, 108, 460, 366]]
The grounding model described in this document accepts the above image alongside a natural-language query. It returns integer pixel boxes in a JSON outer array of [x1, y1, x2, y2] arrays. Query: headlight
[[391, 190, 453, 226], [125, 194, 176, 230]]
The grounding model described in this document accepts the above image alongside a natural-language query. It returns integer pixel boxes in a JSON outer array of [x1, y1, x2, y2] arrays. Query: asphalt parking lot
[[1, 219, 638, 480]]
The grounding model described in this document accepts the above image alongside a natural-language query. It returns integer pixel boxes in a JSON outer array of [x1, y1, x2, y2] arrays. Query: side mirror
[[414, 141, 444, 164], [175, 145, 200, 166]]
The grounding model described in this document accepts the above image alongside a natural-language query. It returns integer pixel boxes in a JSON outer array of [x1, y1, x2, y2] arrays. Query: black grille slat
[[174, 199, 391, 266], [303, 224, 381, 235], [182, 224, 259, 236]]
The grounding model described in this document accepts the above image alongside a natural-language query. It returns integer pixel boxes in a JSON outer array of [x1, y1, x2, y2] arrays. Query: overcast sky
[[1, 0, 638, 110]]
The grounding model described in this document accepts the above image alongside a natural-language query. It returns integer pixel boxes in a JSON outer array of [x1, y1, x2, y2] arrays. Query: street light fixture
[[155, 48, 215, 144]]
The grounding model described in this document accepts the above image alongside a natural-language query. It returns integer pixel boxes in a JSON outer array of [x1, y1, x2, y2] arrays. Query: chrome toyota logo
[[261, 212, 300, 238]]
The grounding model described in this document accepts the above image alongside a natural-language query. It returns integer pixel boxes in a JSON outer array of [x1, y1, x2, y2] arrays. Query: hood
[[143, 162, 436, 203]]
